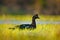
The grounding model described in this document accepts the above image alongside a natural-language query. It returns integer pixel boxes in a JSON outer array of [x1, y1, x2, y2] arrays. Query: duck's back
[[19, 24, 33, 29]]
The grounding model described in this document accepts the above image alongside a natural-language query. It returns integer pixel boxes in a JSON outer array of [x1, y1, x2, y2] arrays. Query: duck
[[16, 14, 39, 29], [9, 14, 39, 30]]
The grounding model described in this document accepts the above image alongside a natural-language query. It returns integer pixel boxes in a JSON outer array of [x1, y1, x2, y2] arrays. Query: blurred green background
[[0, 0, 60, 15]]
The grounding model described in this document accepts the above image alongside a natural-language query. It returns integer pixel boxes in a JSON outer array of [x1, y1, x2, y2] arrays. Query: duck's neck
[[31, 18, 36, 28]]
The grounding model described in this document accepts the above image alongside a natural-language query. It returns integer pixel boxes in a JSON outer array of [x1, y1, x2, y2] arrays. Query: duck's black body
[[9, 14, 39, 30], [17, 14, 39, 29], [18, 24, 33, 29]]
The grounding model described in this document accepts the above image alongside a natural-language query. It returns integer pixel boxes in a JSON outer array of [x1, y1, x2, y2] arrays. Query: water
[[0, 20, 60, 24]]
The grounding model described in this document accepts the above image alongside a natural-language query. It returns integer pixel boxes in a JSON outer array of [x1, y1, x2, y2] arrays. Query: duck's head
[[33, 14, 39, 19]]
